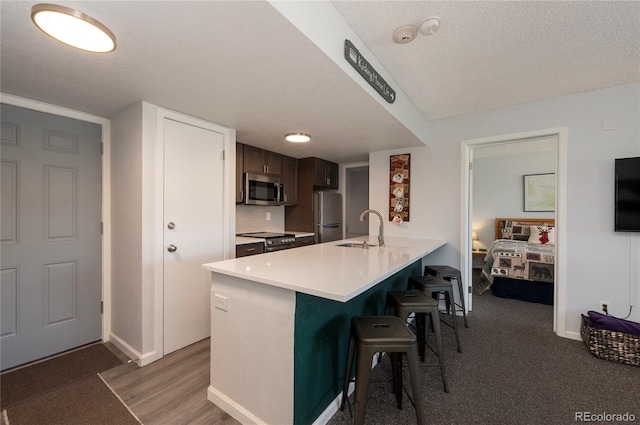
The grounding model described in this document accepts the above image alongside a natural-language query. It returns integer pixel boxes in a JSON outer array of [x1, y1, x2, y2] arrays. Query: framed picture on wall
[[523, 173, 555, 211]]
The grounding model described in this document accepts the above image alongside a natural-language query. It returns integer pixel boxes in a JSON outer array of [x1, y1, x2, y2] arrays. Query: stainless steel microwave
[[245, 173, 284, 206]]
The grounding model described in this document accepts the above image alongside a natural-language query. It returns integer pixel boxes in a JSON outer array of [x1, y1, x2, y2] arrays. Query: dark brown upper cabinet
[[282, 155, 298, 206], [311, 157, 338, 189], [244, 145, 283, 177]]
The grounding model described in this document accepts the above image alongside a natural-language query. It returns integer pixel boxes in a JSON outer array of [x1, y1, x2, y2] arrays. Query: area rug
[[5, 375, 140, 425], [0, 343, 123, 409]]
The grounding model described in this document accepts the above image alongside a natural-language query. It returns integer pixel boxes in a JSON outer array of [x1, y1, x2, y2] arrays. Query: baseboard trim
[[562, 330, 582, 341], [311, 381, 355, 425], [207, 386, 266, 425], [108, 333, 157, 366], [206, 354, 377, 425]]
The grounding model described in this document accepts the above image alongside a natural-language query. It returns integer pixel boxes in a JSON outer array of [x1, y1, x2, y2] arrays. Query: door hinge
[[469, 162, 473, 170], [101, 143, 104, 155], [101, 222, 104, 235], [101, 301, 104, 314], [222, 150, 225, 160]]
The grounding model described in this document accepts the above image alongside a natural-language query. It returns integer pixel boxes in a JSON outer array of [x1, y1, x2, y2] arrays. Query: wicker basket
[[580, 314, 640, 367]]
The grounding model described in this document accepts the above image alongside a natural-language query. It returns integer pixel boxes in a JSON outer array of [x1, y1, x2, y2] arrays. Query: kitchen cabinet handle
[[246, 248, 256, 252], [167, 244, 177, 252], [167, 222, 176, 230]]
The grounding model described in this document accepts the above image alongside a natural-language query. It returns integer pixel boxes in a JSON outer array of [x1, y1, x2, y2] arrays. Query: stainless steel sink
[[335, 242, 376, 248]]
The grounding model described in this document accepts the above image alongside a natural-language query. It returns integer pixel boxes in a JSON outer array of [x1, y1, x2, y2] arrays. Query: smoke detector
[[392, 25, 418, 44]]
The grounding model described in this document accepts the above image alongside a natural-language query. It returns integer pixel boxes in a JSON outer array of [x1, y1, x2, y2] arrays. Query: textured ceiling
[[333, 0, 640, 120], [1, 1, 639, 163]]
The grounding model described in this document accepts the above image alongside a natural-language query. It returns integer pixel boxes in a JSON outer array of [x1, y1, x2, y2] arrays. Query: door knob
[[167, 244, 177, 252], [167, 222, 176, 230]]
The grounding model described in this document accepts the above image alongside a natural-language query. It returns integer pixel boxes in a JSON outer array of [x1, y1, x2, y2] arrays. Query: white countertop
[[205, 236, 446, 302], [235, 236, 266, 245], [286, 231, 314, 238]]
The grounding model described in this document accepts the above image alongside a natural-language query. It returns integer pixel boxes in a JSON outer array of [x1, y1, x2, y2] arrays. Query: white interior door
[[1, 104, 102, 371], [163, 118, 224, 355]]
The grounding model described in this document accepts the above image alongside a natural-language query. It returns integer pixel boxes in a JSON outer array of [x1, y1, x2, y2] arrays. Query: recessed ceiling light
[[31, 4, 116, 53], [285, 133, 311, 143]]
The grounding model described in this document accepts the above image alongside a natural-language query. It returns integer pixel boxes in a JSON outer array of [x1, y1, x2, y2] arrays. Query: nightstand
[[472, 250, 486, 269]]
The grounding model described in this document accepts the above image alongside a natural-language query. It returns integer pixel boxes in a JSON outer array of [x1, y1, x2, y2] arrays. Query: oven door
[[245, 173, 282, 206], [265, 244, 295, 253]]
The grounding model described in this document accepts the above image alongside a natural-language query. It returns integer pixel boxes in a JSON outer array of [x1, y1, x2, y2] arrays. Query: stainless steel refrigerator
[[313, 192, 343, 243]]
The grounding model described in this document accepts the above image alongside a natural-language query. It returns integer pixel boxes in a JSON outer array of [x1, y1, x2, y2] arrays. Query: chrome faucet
[[359, 209, 385, 247]]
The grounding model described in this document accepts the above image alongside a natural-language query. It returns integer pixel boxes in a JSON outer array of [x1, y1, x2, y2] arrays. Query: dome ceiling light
[[31, 4, 116, 53], [285, 133, 311, 143], [419, 17, 441, 36]]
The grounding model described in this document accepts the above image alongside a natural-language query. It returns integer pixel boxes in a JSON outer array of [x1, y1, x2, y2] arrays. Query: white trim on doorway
[[0, 92, 113, 343], [460, 127, 570, 339]]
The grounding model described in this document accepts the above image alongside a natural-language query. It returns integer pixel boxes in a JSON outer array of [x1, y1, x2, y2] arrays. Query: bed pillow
[[502, 221, 532, 240], [528, 225, 555, 245], [588, 311, 640, 336]]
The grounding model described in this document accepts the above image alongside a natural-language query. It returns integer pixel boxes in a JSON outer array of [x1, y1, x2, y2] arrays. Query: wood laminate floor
[[101, 339, 239, 425]]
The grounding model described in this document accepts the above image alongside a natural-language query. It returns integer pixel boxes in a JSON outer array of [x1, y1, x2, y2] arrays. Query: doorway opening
[[345, 166, 369, 239], [461, 128, 568, 337]]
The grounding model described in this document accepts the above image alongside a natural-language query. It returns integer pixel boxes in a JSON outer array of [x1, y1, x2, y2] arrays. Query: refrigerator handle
[[321, 224, 340, 228]]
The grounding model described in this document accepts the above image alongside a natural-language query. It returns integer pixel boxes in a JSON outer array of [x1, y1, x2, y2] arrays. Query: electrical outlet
[[215, 294, 228, 312], [266, 212, 271, 221], [600, 300, 610, 314]]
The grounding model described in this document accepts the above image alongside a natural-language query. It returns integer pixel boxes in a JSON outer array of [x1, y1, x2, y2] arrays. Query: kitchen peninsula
[[203, 236, 446, 425]]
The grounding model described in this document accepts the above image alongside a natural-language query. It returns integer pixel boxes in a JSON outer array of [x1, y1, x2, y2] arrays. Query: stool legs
[[428, 308, 448, 392], [445, 274, 468, 328], [425, 268, 469, 328], [354, 347, 373, 425], [340, 316, 426, 425], [340, 333, 356, 413], [407, 343, 426, 425], [432, 289, 462, 353], [456, 275, 469, 328], [386, 293, 449, 393]]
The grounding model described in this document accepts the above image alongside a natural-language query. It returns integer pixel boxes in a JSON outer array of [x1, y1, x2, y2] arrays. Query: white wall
[[370, 82, 640, 335], [473, 149, 555, 250], [109, 101, 159, 360], [110, 102, 145, 354]]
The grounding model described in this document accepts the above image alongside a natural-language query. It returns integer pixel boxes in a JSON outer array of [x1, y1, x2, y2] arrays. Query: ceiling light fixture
[[285, 132, 311, 143], [419, 17, 441, 36], [31, 4, 116, 53]]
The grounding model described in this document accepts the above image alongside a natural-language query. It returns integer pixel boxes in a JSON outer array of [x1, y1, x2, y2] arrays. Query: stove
[[237, 232, 296, 252]]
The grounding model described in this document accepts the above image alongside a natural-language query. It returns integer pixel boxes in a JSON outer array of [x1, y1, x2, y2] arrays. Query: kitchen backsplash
[[236, 205, 285, 234]]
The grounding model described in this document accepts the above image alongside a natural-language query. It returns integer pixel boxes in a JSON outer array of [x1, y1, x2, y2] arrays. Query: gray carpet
[[328, 282, 640, 425]]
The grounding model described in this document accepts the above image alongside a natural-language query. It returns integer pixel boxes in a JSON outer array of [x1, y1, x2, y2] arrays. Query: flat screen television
[[615, 156, 640, 232]]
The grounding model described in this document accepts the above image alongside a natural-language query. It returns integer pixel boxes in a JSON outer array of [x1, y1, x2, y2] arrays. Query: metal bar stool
[[424, 265, 469, 328], [340, 316, 426, 425], [385, 290, 448, 392], [408, 275, 462, 353]]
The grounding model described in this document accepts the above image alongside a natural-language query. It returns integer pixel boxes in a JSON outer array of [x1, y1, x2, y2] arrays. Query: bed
[[475, 218, 555, 305]]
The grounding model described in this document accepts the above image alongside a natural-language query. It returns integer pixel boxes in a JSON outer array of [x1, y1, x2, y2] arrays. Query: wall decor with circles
[[389, 153, 410, 223]]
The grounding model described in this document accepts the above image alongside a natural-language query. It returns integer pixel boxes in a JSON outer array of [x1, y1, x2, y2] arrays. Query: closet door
[[162, 118, 224, 355]]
